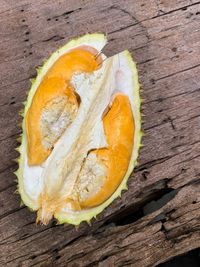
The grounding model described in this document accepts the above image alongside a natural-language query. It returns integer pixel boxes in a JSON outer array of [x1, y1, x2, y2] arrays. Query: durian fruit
[[15, 33, 142, 225]]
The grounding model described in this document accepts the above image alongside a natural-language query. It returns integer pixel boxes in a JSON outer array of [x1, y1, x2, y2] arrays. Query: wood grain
[[0, 0, 200, 266]]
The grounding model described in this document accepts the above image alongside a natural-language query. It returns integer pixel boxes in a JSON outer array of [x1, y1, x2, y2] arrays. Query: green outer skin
[[15, 33, 142, 225]]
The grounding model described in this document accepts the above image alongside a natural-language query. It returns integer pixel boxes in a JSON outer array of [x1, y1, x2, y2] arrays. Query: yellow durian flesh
[[74, 94, 134, 209], [16, 33, 141, 225], [26, 48, 101, 165]]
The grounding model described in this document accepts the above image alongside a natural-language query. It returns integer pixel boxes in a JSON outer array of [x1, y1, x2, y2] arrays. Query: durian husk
[[14, 33, 142, 225]]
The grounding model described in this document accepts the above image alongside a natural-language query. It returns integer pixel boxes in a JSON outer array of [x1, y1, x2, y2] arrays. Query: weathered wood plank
[[3, 184, 198, 267], [0, 0, 200, 266]]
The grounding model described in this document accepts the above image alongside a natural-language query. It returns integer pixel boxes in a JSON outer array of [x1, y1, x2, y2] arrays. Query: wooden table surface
[[0, 1, 200, 266]]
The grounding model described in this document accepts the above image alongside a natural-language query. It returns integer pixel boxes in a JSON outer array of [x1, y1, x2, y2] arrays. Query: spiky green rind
[[55, 50, 142, 225], [15, 33, 107, 211], [15, 34, 142, 225]]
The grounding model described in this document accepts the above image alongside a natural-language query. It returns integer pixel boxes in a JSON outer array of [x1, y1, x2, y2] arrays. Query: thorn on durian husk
[[140, 131, 144, 137], [16, 137, 21, 143], [13, 171, 18, 177], [86, 220, 91, 226], [12, 158, 19, 163], [27, 206, 34, 212], [140, 88, 143, 94], [17, 122, 23, 128], [135, 160, 139, 167], [16, 135, 22, 143], [123, 184, 128, 191], [14, 188, 19, 194], [55, 221, 60, 226], [20, 200, 24, 207], [43, 59, 48, 65], [30, 78, 36, 84], [75, 225, 80, 231], [19, 109, 24, 117], [36, 67, 42, 75], [14, 147, 20, 152]]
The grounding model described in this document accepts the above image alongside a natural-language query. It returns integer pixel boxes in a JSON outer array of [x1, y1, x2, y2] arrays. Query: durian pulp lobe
[[26, 47, 100, 166], [74, 94, 134, 208]]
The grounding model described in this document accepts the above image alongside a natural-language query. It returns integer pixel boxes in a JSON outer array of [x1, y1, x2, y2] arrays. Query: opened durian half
[[15, 33, 141, 225]]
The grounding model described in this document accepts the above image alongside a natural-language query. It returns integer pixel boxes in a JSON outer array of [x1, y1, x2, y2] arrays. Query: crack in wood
[[0, 206, 25, 221], [171, 139, 200, 151], [42, 35, 65, 42], [144, 87, 200, 105], [105, 5, 140, 23], [154, 62, 200, 82], [180, 113, 200, 123], [176, 154, 200, 165], [151, 1, 200, 19], [108, 23, 141, 35], [136, 156, 171, 171], [48, 7, 82, 20], [0, 183, 16, 194]]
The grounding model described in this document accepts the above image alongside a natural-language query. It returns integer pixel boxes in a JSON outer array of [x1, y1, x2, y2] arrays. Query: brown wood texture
[[0, 0, 200, 266]]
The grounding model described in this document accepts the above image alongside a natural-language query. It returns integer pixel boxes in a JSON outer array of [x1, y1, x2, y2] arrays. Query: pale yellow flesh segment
[[71, 94, 134, 209], [26, 47, 101, 165]]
